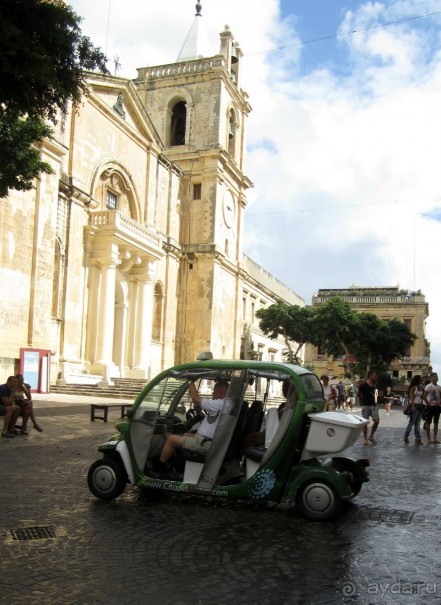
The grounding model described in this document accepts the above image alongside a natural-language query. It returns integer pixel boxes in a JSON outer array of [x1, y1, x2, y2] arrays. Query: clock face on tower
[[222, 191, 236, 228]]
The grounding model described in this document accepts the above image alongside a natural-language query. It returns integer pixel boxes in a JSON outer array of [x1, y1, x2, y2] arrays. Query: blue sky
[[69, 0, 441, 369]]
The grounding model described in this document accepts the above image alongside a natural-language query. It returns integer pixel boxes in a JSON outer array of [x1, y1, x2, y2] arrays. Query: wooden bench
[[90, 403, 132, 422]]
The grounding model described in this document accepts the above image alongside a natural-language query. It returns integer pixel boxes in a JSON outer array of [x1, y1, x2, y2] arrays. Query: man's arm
[[187, 381, 202, 407]]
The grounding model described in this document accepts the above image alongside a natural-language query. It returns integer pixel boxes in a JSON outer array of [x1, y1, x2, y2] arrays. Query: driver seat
[[181, 401, 249, 483]]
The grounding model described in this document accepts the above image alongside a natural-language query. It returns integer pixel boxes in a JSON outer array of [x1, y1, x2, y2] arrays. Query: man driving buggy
[[151, 379, 229, 477]]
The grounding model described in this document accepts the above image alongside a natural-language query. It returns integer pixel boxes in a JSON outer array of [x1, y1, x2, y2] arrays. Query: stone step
[[49, 380, 143, 400], [48, 382, 290, 404]]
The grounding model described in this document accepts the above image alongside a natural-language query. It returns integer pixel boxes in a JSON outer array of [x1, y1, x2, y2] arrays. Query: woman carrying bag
[[403, 375, 425, 445]]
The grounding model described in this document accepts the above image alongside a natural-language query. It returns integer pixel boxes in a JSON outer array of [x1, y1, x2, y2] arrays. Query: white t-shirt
[[198, 398, 225, 439], [412, 386, 424, 405], [424, 383, 441, 406], [323, 384, 333, 400]]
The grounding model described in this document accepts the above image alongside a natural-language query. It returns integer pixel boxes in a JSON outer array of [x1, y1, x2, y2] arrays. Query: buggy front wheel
[[87, 458, 127, 500]]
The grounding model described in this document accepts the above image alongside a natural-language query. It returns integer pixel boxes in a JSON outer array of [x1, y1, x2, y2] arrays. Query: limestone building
[[304, 286, 430, 386], [0, 7, 303, 390]]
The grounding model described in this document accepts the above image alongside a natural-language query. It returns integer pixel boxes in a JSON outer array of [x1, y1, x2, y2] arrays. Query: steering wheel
[[184, 407, 205, 431]]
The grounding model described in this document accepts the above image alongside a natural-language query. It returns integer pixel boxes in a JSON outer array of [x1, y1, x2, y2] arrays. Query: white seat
[[264, 408, 280, 448]]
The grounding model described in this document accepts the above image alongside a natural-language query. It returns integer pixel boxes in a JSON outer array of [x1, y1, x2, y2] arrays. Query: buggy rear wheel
[[295, 480, 342, 521]]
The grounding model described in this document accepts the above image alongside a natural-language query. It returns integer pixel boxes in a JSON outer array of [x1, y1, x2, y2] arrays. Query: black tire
[[87, 458, 127, 501], [295, 480, 342, 521]]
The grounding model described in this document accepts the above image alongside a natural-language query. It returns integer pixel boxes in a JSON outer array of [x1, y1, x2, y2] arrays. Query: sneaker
[[148, 467, 181, 481], [148, 461, 180, 481], [1, 431, 15, 438]]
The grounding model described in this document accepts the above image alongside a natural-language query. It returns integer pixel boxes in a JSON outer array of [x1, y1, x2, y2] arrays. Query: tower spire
[[176, 1, 213, 62]]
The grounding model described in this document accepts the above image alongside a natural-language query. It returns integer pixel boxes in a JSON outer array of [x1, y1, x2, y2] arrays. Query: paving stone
[[1, 404, 441, 604]]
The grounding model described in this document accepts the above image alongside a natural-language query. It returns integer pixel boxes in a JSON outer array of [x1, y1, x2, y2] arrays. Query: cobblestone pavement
[[1, 399, 441, 605]]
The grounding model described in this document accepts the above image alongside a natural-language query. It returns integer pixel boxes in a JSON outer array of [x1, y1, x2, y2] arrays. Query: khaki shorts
[[361, 405, 379, 421], [181, 432, 212, 452]]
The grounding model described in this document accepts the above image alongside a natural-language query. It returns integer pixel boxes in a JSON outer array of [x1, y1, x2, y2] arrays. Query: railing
[[400, 356, 429, 364], [89, 211, 162, 249], [313, 295, 425, 304], [137, 57, 225, 80]]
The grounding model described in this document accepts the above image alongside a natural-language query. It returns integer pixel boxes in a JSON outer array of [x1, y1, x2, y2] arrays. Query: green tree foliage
[[257, 296, 416, 379], [0, 0, 108, 197], [256, 300, 317, 364], [313, 296, 359, 360], [0, 108, 52, 196]]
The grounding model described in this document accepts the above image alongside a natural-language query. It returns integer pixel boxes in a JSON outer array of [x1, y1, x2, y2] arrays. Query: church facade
[[0, 20, 303, 390]]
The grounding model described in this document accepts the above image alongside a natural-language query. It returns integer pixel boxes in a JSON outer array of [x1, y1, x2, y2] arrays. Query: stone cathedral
[[0, 5, 303, 390]]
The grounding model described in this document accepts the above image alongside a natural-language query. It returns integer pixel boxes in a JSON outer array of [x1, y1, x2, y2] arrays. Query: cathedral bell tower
[[134, 3, 253, 363]]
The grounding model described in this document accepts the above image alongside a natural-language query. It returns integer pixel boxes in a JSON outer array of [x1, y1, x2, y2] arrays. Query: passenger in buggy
[[150, 379, 229, 477]]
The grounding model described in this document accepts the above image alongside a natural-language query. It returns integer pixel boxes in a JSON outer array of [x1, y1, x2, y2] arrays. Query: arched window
[[93, 167, 139, 221], [152, 282, 164, 342], [170, 101, 187, 146]]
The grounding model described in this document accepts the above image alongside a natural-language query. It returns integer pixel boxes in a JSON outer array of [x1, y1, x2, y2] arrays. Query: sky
[[69, 0, 441, 369]]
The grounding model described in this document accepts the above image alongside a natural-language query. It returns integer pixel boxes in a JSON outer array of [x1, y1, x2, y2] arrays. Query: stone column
[[132, 260, 156, 375], [125, 276, 138, 369], [94, 256, 118, 382], [85, 262, 101, 362], [118, 252, 141, 373], [113, 301, 128, 375]]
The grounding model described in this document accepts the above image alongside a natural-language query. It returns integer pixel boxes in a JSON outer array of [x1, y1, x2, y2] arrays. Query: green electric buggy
[[87, 358, 369, 520]]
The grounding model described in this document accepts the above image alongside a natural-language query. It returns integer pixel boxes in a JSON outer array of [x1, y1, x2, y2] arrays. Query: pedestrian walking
[[321, 376, 337, 411], [358, 370, 379, 445], [336, 381, 346, 410], [423, 372, 441, 444], [347, 384, 356, 410], [403, 375, 425, 445], [384, 386, 394, 416]]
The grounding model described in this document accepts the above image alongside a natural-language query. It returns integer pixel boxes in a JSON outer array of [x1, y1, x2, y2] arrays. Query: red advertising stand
[[19, 348, 51, 393]]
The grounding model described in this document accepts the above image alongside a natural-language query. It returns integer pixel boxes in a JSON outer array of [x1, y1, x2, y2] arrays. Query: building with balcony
[[304, 286, 430, 388], [0, 7, 302, 390]]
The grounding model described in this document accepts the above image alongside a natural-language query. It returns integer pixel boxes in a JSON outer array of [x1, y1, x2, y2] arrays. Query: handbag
[[403, 403, 410, 415]]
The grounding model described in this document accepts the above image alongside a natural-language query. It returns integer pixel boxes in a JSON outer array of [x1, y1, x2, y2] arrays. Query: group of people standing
[[321, 370, 441, 447], [321, 377, 356, 412], [0, 375, 43, 438], [403, 372, 441, 445]]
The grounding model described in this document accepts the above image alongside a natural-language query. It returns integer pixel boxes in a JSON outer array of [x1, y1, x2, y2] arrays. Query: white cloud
[[69, 0, 441, 369]]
